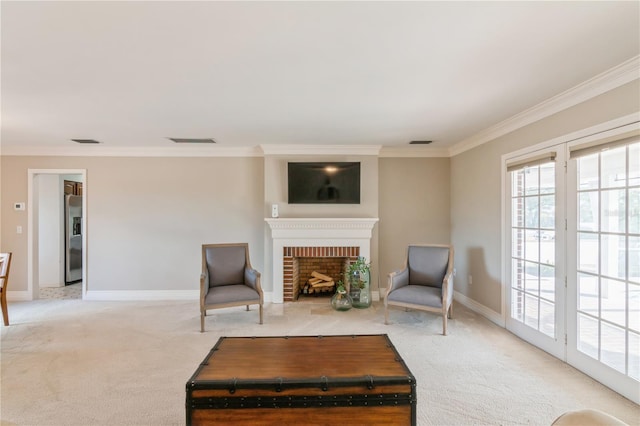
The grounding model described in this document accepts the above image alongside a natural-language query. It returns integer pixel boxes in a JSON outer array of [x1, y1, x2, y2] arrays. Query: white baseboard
[[83, 290, 199, 301], [454, 290, 505, 327], [7, 291, 32, 302]]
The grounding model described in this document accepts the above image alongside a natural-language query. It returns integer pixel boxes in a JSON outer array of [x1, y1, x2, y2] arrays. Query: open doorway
[[28, 169, 87, 300]]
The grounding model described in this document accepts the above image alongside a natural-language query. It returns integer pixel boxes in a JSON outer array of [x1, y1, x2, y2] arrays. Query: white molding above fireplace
[[265, 218, 378, 303]]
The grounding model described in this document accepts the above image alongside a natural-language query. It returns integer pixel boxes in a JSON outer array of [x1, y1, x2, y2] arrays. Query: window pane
[[512, 258, 524, 290], [541, 236, 555, 266], [630, 188, 639, 234], [601, 146, 626, 189], [512, 198, 524, 227], [525, 196, 539, 228], [578, 313, 599, 359], [601, 234, 625, 280], [579, 232, 599, 274], [629, 283, 639, 333], [578, 273, 599, 315], [579, 191, 598, 232], [540, 264, 555, 302], [540, 163, 555, 194], [629, 331, 640, 381], [511, 290, 524, 322], [525, 294, 539, 329], [525, 167, 539, 195], [512, 170, 525, 197], [601, 189, 625, 233], [601, 278, 626, 327], [578, 154, 599, 190], [525, 261, 539, 294], [525, 231, 539, 262], [512, 228, 524, 258], [540, 194, 555, 229], [630, 236, 640, 284], [601, 322, 626, 374], [540, 299, 555, 338], [630, 143, 639, 187]]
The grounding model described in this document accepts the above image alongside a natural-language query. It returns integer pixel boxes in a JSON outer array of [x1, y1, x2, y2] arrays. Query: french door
[[505, 149, 566, 359], [505, 129, 639, 403]]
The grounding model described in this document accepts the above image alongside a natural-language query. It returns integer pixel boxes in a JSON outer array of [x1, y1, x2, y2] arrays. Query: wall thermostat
[[14, 202, 25, 211], [271, 204, 279, 218]]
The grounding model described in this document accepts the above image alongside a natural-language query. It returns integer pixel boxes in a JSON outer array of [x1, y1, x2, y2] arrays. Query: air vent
[[71, 139, 101, 144], [168, 138, 217, 144], [409, 140, 433, 145]]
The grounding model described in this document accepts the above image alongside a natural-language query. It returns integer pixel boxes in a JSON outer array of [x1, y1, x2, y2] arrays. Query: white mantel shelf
[[265, 217, 379, 303]]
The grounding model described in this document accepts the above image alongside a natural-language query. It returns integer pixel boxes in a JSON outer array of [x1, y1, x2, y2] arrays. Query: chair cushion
[[204, 284, 260, 306], [205, 246, 246, 287], [408, 245, 449, 288], [387, 285, 443, 308]]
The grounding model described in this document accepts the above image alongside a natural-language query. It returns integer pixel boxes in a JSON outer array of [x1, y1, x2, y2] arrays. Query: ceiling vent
[[168, 138, 217, 144], [71, 139, 101, 144], [409, 140, 433, 145]]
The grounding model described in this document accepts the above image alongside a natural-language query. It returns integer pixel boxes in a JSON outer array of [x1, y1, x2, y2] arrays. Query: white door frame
[[28, 169, 87, 299]]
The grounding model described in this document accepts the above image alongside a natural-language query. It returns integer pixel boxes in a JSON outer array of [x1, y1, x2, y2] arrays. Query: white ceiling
[[1, 1, 639, 154]]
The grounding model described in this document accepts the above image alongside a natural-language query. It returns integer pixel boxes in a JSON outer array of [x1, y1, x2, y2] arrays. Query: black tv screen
[[288, 162, 360, 204]]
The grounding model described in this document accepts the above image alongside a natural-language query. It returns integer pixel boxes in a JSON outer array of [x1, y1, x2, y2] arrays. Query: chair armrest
[[442, 271, 454, 307], [244, 267, 261, 291], [200, 268, 209, 299], [387, 267, 409, 297]]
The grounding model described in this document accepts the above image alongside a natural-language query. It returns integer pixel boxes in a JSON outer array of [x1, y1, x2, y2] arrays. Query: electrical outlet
[[468, 275, 473, 285]]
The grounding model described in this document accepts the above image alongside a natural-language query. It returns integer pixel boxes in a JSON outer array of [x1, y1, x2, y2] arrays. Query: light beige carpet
[[1, 299, 638, 425]]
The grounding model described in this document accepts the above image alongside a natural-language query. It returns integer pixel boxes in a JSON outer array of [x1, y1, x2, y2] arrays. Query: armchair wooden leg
[[448, 303, 453, 319], [259, 304, 263, 325], [384, 305, 389, 325], [443, 314, 448, 336], [200, 311, 205, 333], [1, 292, 9, 326], [246, 305, 250, 311]]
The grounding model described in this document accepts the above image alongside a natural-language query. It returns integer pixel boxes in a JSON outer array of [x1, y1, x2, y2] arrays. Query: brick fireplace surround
[[265, 218, 378, 303]]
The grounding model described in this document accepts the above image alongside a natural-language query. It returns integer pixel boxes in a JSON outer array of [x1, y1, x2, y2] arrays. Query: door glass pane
[[629, 332, 640, 381], [540, 195, 555, 228], [541, 235, 555, 266], [512, 198, 524, 227], [601, 146, 626, 189], [540, 264, 556, 302], [600, 278, 626, 327], [601, 189, 625, 233], [578, 154, 599, 190], [512, 259, 524, 290], [600, 234, 625, 280], [579, 191, 598, 231], [525, 261, 539, 294], [540, 163, 555, 194], [630, 188, 639, 234], [578, 232, 599, 274], [540, 299, 555, 338], [601, 322, 626, 373], [512, 290, 524, 322], [525, 167, 539, 195], [525, 294, 539, 329], [630, 283, 640, 333], [630, 236, 640, 285], [578, 273, 599, 314], [578, 313, 599, 359], [525, 196, 539, 228], [525, 232, 539, 262]]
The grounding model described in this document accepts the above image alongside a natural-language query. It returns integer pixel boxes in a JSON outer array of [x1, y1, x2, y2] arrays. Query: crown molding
[[379, 146, 450, 158], [0, 145, 264, 157], [260, 144, 381, 156], [449, 55, 640, 157]]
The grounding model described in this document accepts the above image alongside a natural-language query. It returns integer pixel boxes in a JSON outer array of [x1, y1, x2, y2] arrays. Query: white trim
[[6, 291, 32, 302], [378, 146, 450, 158], [454, 290, 504, 327], [450, 56, 640, 157], [4, 145, 263, 157], [260, 144, 382, 156], [83, 290, 199, 301], [28, 169, 88, 301]]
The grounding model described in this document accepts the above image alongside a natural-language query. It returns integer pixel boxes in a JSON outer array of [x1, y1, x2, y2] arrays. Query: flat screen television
[[288, 162, 360, 204]]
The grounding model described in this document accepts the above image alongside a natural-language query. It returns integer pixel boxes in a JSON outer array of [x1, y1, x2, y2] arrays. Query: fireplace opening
[[283, 246, 359, 302]]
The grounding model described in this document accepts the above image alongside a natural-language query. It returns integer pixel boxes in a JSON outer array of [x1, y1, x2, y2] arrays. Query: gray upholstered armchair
[[200, 243, 263, 332], [384, 244, 454, 335]]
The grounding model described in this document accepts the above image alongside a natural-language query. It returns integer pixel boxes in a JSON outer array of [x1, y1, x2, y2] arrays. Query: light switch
[[14, 202, 25, 211], [17, 226, 23, 234]]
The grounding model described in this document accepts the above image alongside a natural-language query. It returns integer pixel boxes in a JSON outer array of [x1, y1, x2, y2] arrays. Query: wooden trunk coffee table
[[186, 334, 416, 425]]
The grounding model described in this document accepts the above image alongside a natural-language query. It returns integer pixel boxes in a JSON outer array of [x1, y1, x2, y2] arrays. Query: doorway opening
[[28, 169, 87, 300]]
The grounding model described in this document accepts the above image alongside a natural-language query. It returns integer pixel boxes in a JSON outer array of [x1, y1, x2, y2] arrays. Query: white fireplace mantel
[[265, 218, 378, 303]]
